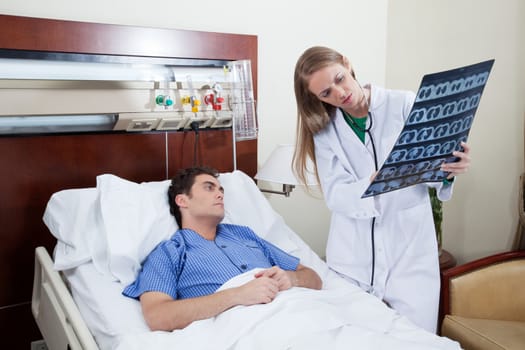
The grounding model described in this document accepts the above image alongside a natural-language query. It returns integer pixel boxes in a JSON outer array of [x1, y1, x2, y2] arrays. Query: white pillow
[[220, 171, 299, 253], [95, 174, 176, 284], [97, 171, 301, 283], [44, 170, 301, 284], [43, 188, 105, 270]]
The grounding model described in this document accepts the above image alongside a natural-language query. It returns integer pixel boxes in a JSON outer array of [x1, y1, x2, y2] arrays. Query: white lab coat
[[314, 85, 453, 333]]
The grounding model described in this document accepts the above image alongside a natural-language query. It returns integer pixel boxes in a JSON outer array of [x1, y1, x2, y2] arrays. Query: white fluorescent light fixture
[[0, 53, 229, 82], [0, 114, 118, 135], [0, 58, 175, 82]]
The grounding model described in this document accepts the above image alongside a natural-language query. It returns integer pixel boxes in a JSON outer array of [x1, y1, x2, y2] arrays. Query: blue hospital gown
[[122, 223, 299, 300]]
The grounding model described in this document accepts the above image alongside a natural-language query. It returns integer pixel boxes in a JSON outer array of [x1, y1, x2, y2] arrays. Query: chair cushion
[[449, 259, 525, 320], [442, 315, 525, 350]]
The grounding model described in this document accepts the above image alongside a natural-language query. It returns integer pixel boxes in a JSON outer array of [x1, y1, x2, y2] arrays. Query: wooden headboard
[[0, 14, 257, 347]]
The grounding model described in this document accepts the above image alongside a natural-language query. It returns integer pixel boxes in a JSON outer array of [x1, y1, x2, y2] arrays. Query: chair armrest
[[441, 250, 525, 321]]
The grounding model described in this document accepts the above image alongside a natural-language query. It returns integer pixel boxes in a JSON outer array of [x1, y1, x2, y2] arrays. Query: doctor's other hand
[[441, 142, 471, 179]]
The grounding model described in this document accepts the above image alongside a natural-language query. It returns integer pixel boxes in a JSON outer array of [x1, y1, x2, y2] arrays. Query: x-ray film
[[362, 59, 494, 198]]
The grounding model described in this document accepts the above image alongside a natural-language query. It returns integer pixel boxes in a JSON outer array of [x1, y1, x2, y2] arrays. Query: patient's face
[[183, 174, 225, 223]]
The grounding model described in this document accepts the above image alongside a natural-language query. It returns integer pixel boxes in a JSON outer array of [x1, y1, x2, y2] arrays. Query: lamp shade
[[255, 144, 316, 186]]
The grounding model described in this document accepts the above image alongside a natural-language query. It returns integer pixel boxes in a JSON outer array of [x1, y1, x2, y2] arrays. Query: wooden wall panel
[[0, 132, 167, 346], [0, 133, 167, 303], [167, 129, 234, 176], [236, 139, 258, 178], [0, 302, 42, 348], [0, 14, 258, 347]]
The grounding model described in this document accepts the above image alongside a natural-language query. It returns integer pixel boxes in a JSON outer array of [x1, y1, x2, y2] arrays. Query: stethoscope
[[334, 102, 379, 294], [342, 109, 378, 170]]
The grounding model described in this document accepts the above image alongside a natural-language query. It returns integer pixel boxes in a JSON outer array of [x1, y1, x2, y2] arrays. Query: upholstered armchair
[[440, 250, 525, 350]]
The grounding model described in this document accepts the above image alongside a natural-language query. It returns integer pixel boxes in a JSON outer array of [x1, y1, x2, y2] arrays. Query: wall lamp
[[255, 144, 316, 197]]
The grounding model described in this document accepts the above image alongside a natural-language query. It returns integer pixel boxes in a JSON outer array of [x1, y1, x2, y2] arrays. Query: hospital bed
[[32, 170, 462, 350]]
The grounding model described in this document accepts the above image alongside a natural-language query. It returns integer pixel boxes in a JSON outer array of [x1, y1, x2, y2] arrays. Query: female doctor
[[292, 46, 471, 333]]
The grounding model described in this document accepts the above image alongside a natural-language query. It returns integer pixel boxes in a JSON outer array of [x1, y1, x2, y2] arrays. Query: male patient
[[123, 166, 322, 331]]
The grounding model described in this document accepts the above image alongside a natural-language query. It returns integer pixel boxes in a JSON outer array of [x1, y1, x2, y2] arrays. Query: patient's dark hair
[[167, 166, 219, 227]]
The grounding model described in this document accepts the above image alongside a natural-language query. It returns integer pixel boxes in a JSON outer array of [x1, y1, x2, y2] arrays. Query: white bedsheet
[[115, 269, 460, 350]]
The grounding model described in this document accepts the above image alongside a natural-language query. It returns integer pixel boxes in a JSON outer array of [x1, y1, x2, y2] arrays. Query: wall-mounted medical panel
[[0, 54, 257, 138]]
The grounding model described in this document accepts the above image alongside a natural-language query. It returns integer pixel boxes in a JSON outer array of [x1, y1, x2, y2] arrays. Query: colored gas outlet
[[155, 95, 173, 108]]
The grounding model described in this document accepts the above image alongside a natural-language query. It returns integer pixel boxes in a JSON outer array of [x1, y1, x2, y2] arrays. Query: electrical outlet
[[30, 339, 48, 350]]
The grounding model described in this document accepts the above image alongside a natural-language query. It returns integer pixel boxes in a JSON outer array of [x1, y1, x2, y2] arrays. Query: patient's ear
[[175, 194, 188, 208]]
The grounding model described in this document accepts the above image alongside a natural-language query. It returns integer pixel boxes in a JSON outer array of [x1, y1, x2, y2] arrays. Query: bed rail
[[32, 247, 99, 350]]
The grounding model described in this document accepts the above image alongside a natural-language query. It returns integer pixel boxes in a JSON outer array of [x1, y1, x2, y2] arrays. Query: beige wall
[[386, 0, 525, 263]]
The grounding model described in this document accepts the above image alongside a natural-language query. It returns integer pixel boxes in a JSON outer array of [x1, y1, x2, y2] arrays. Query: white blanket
[[115, 269, 461, 350]]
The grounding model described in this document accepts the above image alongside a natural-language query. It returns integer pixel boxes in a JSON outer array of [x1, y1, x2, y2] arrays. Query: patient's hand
[[256, 264, 323, 291], [236, 276, 279, 305], [254, 266, 293, 291]]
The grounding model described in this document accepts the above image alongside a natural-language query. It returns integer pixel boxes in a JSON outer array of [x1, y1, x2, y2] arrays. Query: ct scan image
[[362, 59, 494, 198]]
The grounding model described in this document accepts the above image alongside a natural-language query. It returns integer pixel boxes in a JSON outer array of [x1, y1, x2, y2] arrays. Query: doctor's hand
[[255, 266, 294, 291], [236, 276, 279, 305], [441, 142, 471, 179]]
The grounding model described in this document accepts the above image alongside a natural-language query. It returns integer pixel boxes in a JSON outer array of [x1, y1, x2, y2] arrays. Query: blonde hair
[[292, 46, 353, 187]]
